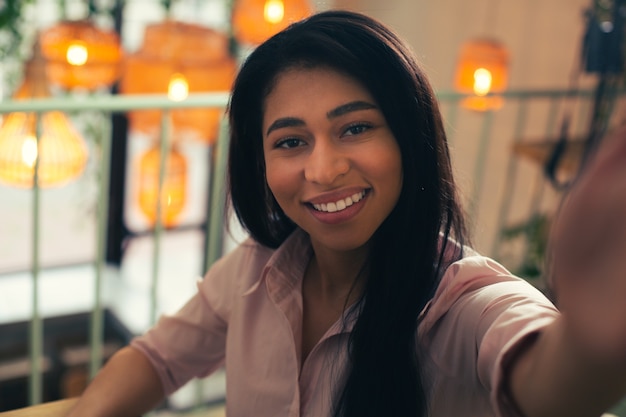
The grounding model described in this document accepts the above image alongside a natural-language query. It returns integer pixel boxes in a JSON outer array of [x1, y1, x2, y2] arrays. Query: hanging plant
[[0, 0, 35, 59], [500, 213, 552, 283]]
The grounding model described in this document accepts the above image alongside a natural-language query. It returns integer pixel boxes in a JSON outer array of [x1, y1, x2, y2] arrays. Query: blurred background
[[0, 0, 624, 414]]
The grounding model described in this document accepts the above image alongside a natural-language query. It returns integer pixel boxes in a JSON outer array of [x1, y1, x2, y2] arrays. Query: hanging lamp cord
[[544, 0, 626, 191]]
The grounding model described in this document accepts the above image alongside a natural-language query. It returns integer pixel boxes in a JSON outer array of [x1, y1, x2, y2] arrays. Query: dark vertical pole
[[581, 0, 625, 163], [105, 0, 130, 265]]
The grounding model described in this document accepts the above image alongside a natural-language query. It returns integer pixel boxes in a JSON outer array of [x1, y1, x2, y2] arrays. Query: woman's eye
[[275, 137, 304, 149], [344, 123, 372, 136]]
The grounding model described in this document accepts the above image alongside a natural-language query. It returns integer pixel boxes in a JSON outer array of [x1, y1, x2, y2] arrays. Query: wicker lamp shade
[[0, 57, 88, 188], [137, 145, 187, 228], [454, 38, 509, 111], [39, 20, 123, 90], [232, 0, 314, 45], [119, 21, 236, 144]]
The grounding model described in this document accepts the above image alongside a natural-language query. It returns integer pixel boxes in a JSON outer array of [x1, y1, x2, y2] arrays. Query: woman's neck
[[306, 242, 368, 305], [300, 243, 368, 364]]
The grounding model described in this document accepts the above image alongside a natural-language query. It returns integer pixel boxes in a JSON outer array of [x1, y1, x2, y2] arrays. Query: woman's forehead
[[261, 67, 377, 123]]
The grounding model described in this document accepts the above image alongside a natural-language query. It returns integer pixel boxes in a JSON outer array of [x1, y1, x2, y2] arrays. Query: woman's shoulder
[[440, 252, 551, 304], [421, 251, 557, 333]]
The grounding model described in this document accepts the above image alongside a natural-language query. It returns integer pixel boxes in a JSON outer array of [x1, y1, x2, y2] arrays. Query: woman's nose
[[304, 140, 350, 185]]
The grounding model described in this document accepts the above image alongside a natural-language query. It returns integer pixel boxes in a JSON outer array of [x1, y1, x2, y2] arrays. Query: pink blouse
[[132, 229, 559, 417]]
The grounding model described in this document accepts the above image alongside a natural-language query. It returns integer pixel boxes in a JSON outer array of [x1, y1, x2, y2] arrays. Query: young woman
[[67, 10, 626, 417]]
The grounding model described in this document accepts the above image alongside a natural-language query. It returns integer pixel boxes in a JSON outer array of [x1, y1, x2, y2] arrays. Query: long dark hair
[[227, 10, 468, 417]]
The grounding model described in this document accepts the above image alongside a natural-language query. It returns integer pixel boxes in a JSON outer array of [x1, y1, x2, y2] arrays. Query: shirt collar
[[242, 228, 312, 298], [241, 229, 358, 336]]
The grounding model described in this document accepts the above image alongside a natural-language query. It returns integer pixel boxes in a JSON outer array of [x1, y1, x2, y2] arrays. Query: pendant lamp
[[232, 0, 314, 46], [0, 49, 89, 188], [120, 21, 237, 144], [454, 38, 509, 112], [39, 20, 123, 90], [137, 144, 187, 228]]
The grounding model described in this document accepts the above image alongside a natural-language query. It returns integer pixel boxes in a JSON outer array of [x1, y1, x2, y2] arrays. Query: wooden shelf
[[512, 138, 586, 175]]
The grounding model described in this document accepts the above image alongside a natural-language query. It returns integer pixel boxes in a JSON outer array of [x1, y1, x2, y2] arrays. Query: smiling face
[[262, 67, 403, 255]]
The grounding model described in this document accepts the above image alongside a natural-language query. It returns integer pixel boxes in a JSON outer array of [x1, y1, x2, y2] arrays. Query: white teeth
[[312, 191, 366, 213]]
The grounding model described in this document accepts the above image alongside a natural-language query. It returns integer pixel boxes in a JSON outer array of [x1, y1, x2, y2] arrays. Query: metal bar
[[0, 88, 615, 114], [467, 110, 495, 225], [205, 118, 230, 268], [28, 112, 43, 405], [149, 111, 172, 326], [491, 100, 528, 258], [0, 93, 231, 113], [490, 100, 529, 258], [527, 97, 561, 215], [202, 146, 218, 275], [436, 87, 611, 102], [196, 116, 230, 411], [444, 102, 459, 147], [90, 112, 113, 378]]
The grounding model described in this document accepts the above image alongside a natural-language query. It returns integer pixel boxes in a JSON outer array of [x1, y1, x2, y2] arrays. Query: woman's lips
[[311, 190, 366, 213], [306, 190, 369, 224]]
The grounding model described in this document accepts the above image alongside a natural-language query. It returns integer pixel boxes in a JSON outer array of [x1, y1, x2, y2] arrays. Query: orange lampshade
[[232, 0, 314, 45], [454, 38, 509, 111], [138, 145, 187, 228], [0, 55, 88, 188], [119, 21, 236, 144], [39, 20, 123, 90]]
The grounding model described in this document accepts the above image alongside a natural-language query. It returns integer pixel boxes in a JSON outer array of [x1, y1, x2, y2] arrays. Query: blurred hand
[[549, 123, 626, 364]]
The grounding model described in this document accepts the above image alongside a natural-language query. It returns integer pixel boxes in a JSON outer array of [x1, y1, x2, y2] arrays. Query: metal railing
[[0, 92, 230, 408], [0, 87, 624, 414]]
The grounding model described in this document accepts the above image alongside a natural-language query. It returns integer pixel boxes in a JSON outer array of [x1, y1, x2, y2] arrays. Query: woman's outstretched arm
[[65, 346, 165, 417], [510, 124, 626, 417]]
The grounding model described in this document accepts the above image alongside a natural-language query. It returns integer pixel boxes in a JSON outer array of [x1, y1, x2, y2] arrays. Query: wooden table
[[0, 399, 77, 417]]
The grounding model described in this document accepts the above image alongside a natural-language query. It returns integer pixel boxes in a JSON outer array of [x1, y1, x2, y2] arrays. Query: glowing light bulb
[[66, 42, 88, 66], [22, 135, 38, 168], [168, 73, 189, 101], [264, 0, 285, 24], [473, 68, 492, 96]]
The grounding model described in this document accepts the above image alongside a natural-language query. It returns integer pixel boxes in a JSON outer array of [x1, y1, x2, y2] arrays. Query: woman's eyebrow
[[266, 117, 305, 136], [327, 100, 378, 119], [265, 101, 378, 136]]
